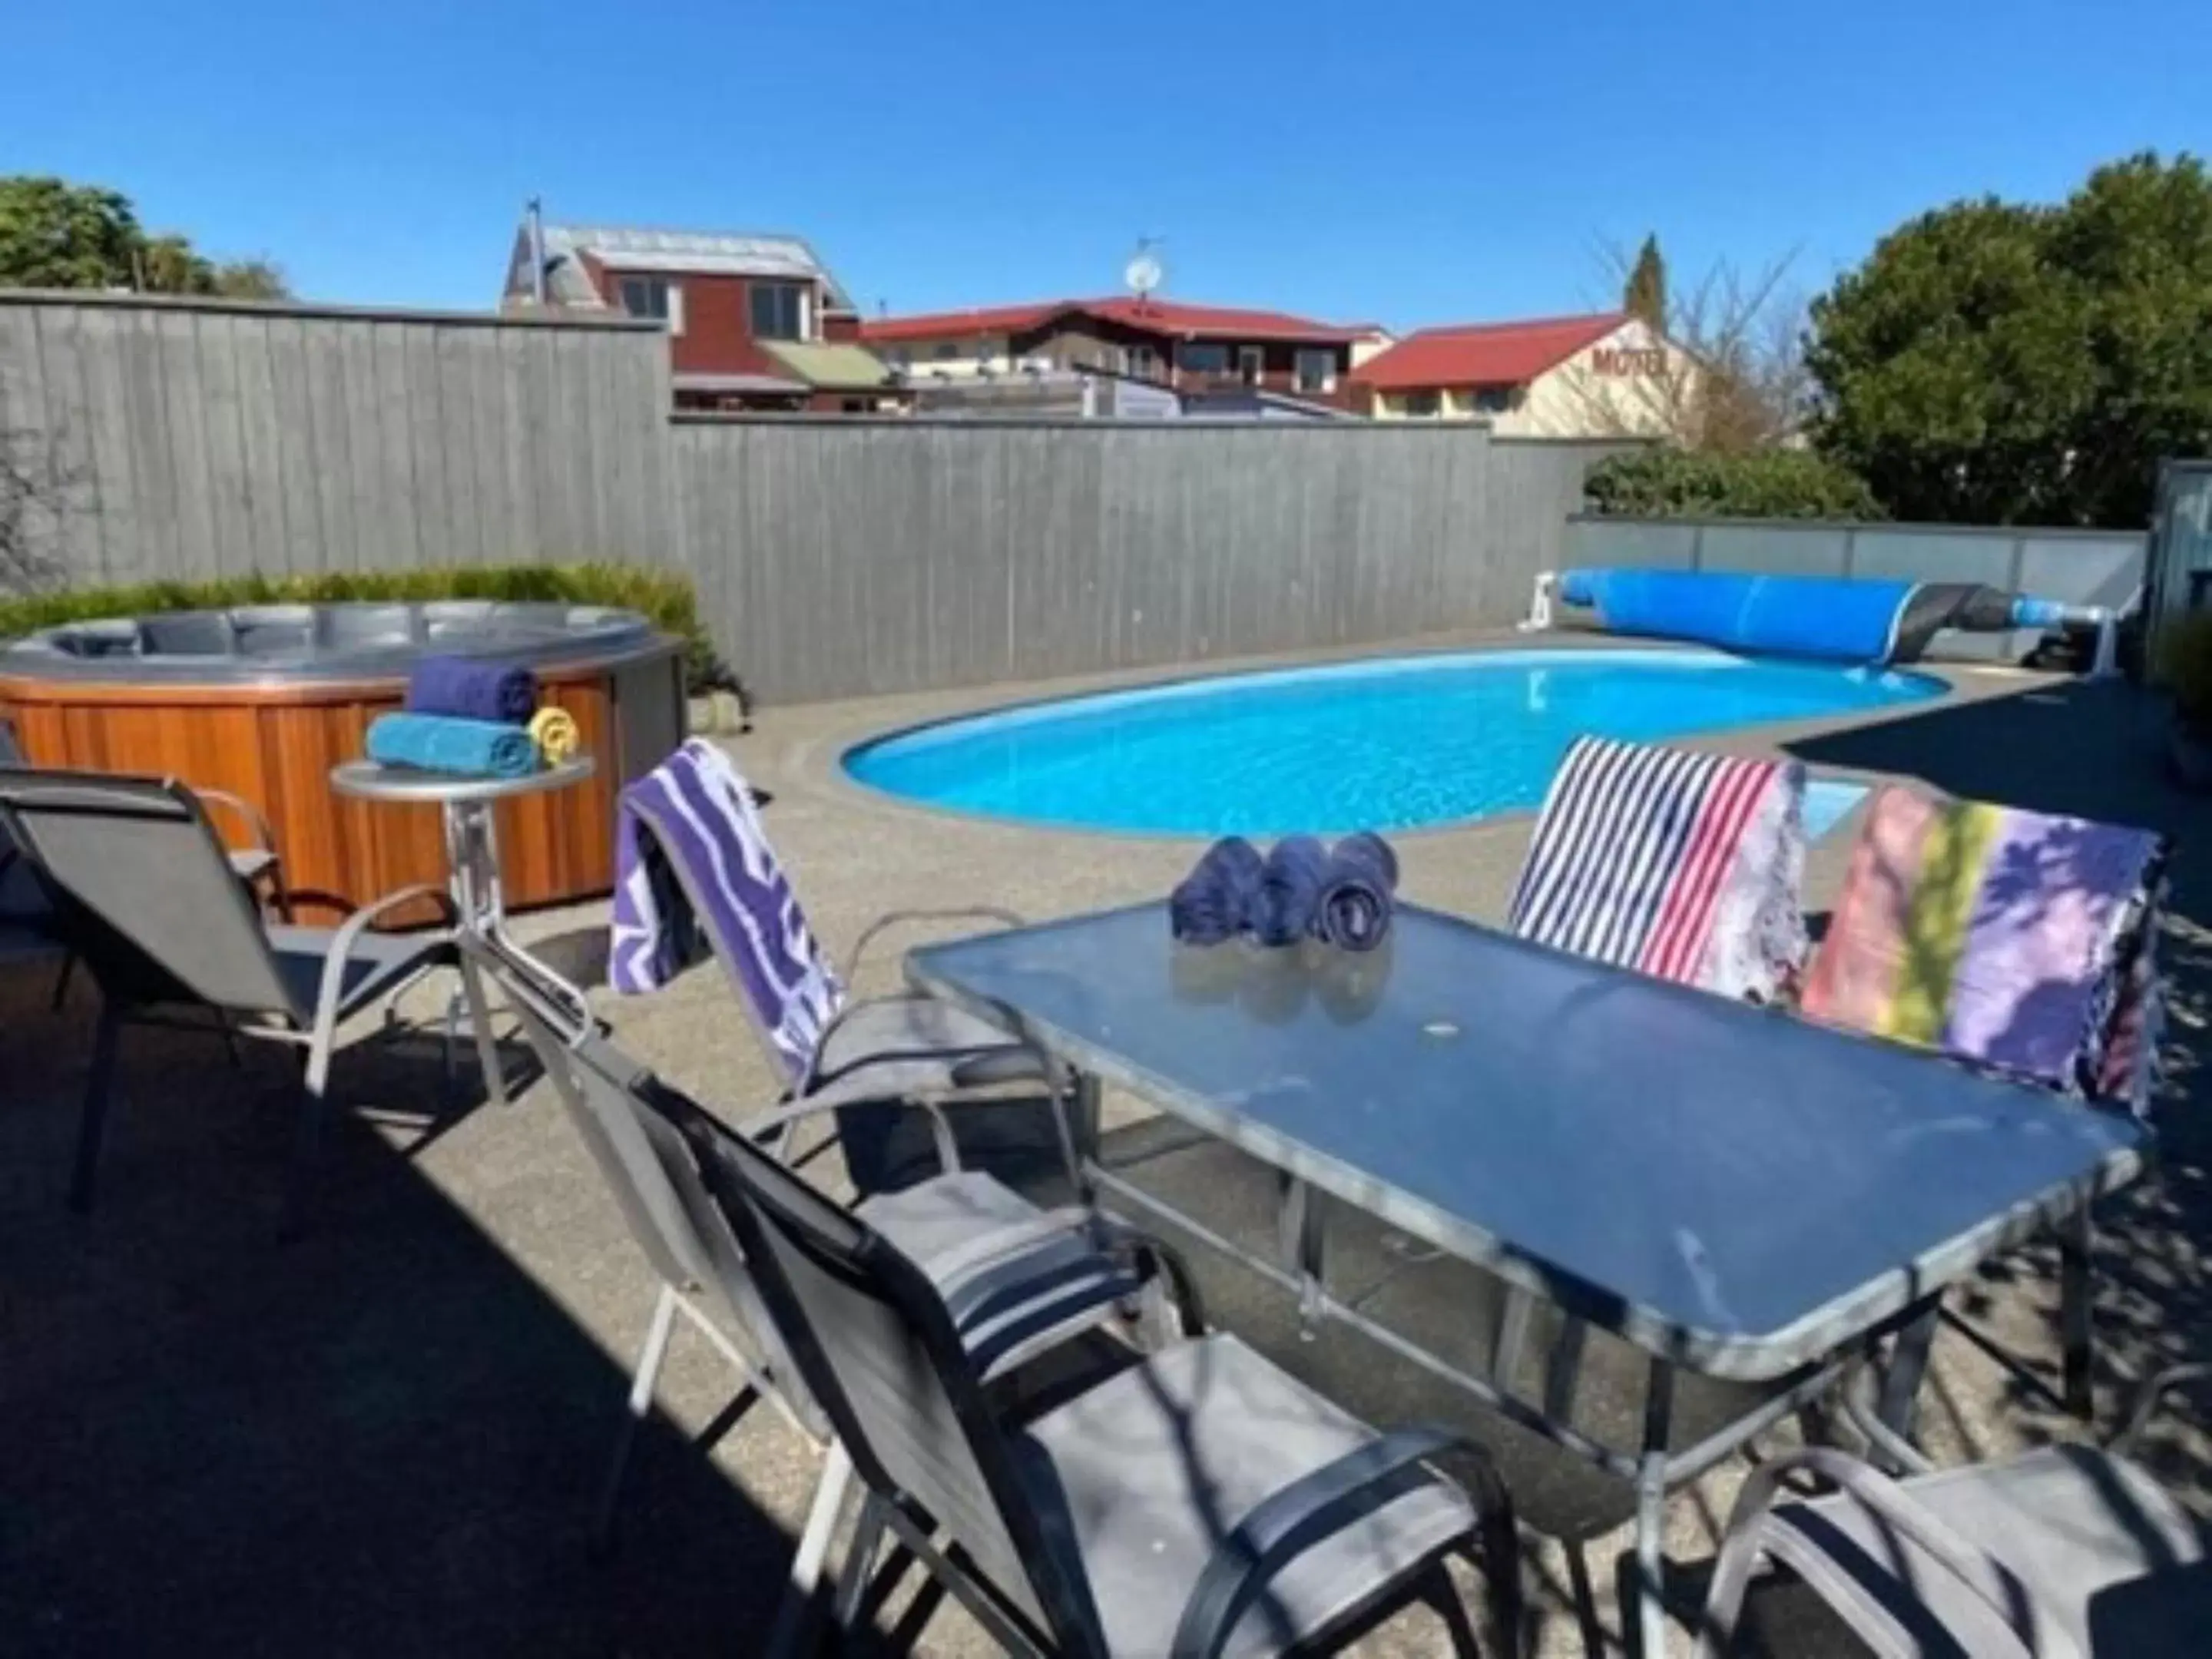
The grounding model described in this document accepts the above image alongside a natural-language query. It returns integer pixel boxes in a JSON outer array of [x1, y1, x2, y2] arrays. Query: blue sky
[[5, 1, 2204, 327]]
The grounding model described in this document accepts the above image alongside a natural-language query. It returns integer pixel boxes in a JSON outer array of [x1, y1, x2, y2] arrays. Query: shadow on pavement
[[0, 972, 796, 1658]]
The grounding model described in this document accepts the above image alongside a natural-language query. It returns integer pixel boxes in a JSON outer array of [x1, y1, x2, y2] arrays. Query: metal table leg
[[1873, 1303, 1941, 1469], [2061, 1207, 2096, 1419], [1634, 1358, 1677, 1659]]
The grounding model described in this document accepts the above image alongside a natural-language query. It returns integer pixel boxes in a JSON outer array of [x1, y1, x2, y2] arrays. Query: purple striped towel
[[609, 739, 844, 1083]]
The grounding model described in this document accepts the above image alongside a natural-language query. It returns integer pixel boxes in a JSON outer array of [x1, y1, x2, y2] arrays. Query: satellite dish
[[1124, 246, 1164, 297]]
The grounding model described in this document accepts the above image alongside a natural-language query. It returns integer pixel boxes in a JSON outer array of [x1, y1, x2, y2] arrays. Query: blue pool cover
[[1558, 568, 2066, 664]]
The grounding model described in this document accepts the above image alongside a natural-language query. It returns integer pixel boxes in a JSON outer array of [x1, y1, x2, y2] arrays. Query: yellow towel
[[528, 706, 579, 765]]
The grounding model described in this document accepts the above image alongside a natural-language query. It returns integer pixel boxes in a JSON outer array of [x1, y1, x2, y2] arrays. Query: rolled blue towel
[[1255, 835, 1330, 947], [1312, 831, 1401, 952], [366, 712, 540, 780], [1169, 836, 1266, 945], [406, 654, 538, 724]]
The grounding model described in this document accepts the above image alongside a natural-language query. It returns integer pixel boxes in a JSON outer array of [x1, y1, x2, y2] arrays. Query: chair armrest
[[1169, 1425, 1518, 1659], [737, 1091, 962, 1177], [2114, 1363, 2212, 1455], [1696, 1446, 2038, 1659], [191, 786, 278, 856], [846, 906, 1026, 977], [307, 882, 457, 1038]]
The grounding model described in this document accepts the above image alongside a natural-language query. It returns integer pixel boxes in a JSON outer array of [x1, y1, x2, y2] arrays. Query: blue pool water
[[843, 648, 1941, 836]]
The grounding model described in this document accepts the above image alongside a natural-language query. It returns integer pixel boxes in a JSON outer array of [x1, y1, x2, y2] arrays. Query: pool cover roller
[[1552, 568, 2072, 666]]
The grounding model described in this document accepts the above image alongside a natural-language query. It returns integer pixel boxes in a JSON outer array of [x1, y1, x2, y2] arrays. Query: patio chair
[[1695, 1361, 2212, 1657], [685, 1097, 1528, 1659], [0, 768, 500, 1226], [608, 737, 1091, 1195], [1507, 735, 1810, 1003], [471, 931, 1200, 1656], [0, 720, 290, 1012], [1800, 783, 2168, 1419]]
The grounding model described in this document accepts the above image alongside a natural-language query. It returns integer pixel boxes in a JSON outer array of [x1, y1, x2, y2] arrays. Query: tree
[[1808, 152, 2212, 527], [1623, 234, 1666, 326], [1558, 241, 1813, 452], [0, 178, 141, 290], [0, 174, 290, 300]]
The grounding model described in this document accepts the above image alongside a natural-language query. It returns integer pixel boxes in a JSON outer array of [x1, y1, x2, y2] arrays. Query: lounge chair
[[0, 720, 290, 1012], [1508, 735, 1810, 1003], [1696, 1362, 2211, 1656], [470, 929, 1197, 1654], [684, 1090, 1528, 1658], [1799, 783, 2167, 1419], [609, 738, 1091, 1194], [0, 769, 501, 1225]]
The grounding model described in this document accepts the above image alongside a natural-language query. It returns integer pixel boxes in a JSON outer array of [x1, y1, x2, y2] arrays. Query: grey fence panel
[[1563, 516, 1697, 573], [0, 292, 673, 591], [673, 421, 1618, 704], [1699, 522, 1850, 578]]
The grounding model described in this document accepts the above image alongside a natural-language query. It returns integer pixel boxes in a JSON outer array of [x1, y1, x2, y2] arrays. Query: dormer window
[[617, 276, 684, 335], [750, 281, 809, 341]]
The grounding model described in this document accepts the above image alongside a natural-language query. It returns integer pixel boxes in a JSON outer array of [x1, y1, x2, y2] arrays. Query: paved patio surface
[[5, 634, 2209, 1656]]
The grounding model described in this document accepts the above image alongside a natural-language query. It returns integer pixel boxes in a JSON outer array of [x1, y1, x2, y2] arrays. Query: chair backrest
[[608, 739, 844, 1081], [467, 932, 830, 1437], [681, 1104, 1105, 1654], [1508, 735, 1809, 1001], [1800, 783, 2167, 1105], [0, 768, 293, 1015]]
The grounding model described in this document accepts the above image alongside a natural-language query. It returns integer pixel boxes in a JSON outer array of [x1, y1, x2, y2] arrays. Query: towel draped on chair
[[609, 739, 844, 1081], [1508, 737, 1809, 1002], [1800, 785, 2164, 1101]]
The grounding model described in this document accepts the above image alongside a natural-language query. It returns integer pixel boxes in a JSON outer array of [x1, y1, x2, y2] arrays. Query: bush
[[2154, 610, 2212, 732], [0, 563, 727, 694], [1584, 448, 1885, 521]]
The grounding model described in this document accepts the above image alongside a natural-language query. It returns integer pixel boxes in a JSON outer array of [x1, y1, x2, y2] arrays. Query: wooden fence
[[674, 419, 1630, 702], [2, 291, 1629, 704], [0, 290, 675, 586]]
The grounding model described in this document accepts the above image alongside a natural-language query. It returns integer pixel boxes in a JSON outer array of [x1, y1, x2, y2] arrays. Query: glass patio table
[[906, 899, 2149, 1654]]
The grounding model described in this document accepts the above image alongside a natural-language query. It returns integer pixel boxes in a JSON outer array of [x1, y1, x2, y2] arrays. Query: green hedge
[[1584, 449, 1885, 522], [0, 564, 725, 692]]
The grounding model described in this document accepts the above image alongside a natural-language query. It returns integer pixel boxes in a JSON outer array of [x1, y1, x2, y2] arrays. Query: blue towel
[[1256, 836, 1330, 947], [1169, 836, 1267, 945], [1313, 832, 1400, 952], [406, 654, 538, 724], [366, 712, 540, 779]]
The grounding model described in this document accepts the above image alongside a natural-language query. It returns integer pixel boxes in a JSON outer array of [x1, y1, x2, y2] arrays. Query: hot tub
[[0, 601, 687, 922]]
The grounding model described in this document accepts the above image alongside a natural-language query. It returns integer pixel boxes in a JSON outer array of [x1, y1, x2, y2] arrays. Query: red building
[[859, 298, 1379, 412], [501, 218, 897, 412]]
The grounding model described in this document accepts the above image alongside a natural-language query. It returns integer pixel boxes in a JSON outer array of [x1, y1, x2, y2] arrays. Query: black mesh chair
[[0, 768, 494, 1226], [468, 929, 1200, 1654], [684, 1095, 1526, 1657]]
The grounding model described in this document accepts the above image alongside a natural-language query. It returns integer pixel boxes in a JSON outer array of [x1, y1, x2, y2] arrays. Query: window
[[1470, 385, 1516, 413], [1294, 349, 1336, 394], [618, 276, 683, 335], [1237, 345, 1264, 386], [935, 341, 960, 360], [1178, 342, 1229, 376], [1128, 345, 1158, 379], [750, 280, 807, 341], [1403, 390, 1442, 418]]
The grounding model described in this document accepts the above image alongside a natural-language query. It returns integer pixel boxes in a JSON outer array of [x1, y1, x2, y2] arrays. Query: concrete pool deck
[[5, 629, 2208, 1657]]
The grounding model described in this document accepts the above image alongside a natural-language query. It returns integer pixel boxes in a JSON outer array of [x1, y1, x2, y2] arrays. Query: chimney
[[526, 197, 548, 305]]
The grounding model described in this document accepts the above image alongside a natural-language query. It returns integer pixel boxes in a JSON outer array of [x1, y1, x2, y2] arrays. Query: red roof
[[1352, 312, 1627, 391], [859, 296, 1364, 346]]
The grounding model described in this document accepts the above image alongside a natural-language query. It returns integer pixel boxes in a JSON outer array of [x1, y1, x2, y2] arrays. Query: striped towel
[[1801, 786, 2164, 1102], [608, 739, 844, 1084], [1508, 737, 1810, 1001]]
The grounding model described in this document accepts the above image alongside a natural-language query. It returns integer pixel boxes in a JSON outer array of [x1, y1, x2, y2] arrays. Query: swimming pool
[[843, 647, 1941, 836]]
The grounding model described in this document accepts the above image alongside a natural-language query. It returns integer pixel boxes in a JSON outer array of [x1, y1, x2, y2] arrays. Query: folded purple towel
[[1170, 836, 1267, 945], [1256, 836, 1330, 947], [407, 654, 538, 724], [1313, 832, 1400, 952]]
